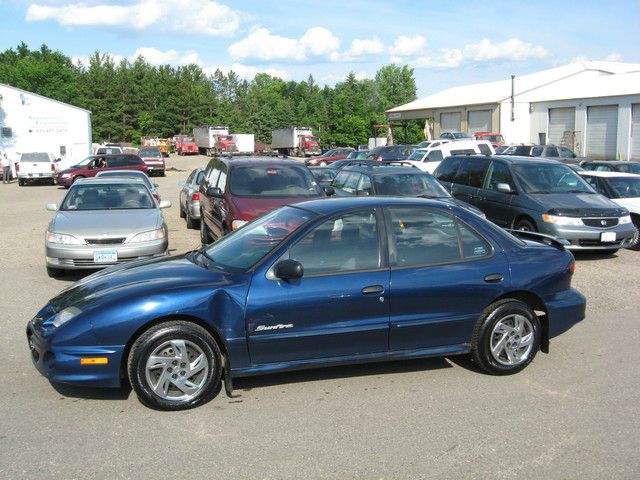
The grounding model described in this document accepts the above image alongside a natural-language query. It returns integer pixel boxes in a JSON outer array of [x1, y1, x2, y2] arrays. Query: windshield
[[512, 164, 594, 194], [606, 177, 640, 198], [310, 168, 336, 183], [96, 147, 121, 154], [202, 206, 315, 271], [417, 141, 432, 148], [139, 148, 161, 157], [21, 153, 50, 162], [304, 136, 319, 142], [230, 165, 323, 197], [453, 132, 470, 139], [409, 149, 427, 161], [219, 136, 233, 141], [625, 163, 640, 174], [61, 183, 156, 211], [485, 135, 504, 142], [71, 156, 96, 167], [381, 146, 416, 159], [347, 151, 368, 159], [374, 173, 450, 198]]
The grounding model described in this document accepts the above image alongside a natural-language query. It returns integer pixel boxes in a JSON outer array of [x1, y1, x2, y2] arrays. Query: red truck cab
[[474, 132, 505, 147], [175, 136, 199, 155], [217, 135, 237, 153], [300, 136, 321, 156]]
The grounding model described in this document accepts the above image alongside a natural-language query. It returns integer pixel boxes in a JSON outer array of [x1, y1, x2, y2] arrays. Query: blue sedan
[[27, 197, 586, 410]]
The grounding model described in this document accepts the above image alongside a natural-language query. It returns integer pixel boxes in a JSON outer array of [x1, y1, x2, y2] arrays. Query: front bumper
[[540, 222, 637, 250], [56, 175, 73, 186], [27, 320, 124, 388], [144, 163, 165, 172], [18, 172, 54, 180], [46, 238, 168, 270], [545, 288, 586, 338]]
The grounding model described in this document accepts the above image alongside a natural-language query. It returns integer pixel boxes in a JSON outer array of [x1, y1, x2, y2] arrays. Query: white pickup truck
[[17, 152, 57, 186]]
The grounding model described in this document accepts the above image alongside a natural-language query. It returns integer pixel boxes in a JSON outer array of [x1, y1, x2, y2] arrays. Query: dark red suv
[[199, 158, 325, 243], [55, 154, 147, 187]]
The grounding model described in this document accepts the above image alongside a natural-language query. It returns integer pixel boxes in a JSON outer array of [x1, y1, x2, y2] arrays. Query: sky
[[1, 0, 639, 96]]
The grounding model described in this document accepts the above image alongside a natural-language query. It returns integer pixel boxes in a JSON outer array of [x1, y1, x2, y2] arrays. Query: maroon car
[[138, 146, 166, 176], [55, 154, 147, 187], [305, 148, 355, 167], [199, 157, 325, 243]]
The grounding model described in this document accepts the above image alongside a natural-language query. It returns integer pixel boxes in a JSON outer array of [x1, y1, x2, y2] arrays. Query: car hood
[[228, 195, 322, 221], [49, 254, 245, 312], [528, 192, 625, 216], [52, 209, 162, 237], [57, 167, 83, 175]]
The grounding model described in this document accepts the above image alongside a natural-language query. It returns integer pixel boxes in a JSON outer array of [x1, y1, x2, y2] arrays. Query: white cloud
[[26, 0, 240, 36], [412, 49, 464, 69], [229, 26, 340, 63], [463, 38, 548, 62], [605, 52, 622, 62], [389, 35, 426, 57], [344, 38, 385, 58], [131, 47, 200, 66]]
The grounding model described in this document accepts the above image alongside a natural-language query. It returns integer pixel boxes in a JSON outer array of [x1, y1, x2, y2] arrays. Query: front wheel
[[128, 321, 222, 411], [46, 266, 64, 278], [514, 218, 536, 232], [319, 161, 327, 167], [471, 300, 541, 375]]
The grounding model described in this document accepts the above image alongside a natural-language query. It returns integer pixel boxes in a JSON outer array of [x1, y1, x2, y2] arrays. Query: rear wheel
[[471, 299, 541, 375], [514, 218, 536, 232], [186, 208, 198, 229], [18, 178, 25, 186], [127, 321, 222, 411]]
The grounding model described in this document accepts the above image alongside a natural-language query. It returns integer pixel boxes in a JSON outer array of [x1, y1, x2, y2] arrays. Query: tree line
[[0, 43, 426, 147]]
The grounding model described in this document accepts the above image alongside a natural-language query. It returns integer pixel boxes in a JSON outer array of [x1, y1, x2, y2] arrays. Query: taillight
[[568, 259, 576, 274], [191, 192, 200, 201], [51, 163, 56, 171], [154, 194, 159, 201], [376, 155, 381, 161], [15, 163, 19, 172]]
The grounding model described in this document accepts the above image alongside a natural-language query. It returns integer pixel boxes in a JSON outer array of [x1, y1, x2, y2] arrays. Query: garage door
[[631, 104, 640, 161], [440, 112, 461, 132], [586, 105, 618, 160], [467, 110, 492, 135], [548, 107, 575, 145]]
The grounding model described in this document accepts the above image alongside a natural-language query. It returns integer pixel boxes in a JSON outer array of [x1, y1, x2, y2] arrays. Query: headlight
[[60, 173, 70, 178], [542, 214, 583, 226], [129, 227, 165, 243], [47, 231, 83, 245], [52, 306, 82, 328], [232, 220, 248, 230], [619, 215, 632, 225]]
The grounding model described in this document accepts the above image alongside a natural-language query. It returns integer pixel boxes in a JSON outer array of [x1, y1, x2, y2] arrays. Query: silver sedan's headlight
[[47, 231, 83, 245], [129, 227, 165, 243], [52, 306, 82, 328], [619, 215, 632, 225]]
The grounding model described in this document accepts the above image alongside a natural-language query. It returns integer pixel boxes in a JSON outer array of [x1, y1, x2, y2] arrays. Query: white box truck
[[193, 126, 237, 156], [232, 134, 255, 153], [271, 127, 321, 157]]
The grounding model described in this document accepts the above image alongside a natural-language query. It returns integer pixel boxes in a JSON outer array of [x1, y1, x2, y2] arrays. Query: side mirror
[[206, 186, 223, 198], [46, 203, 58, 211], [496, 183, 513, 194], [274, 259, 304, 280], [177, 180, 185, 187], [324, 186, 335, 196], [158, 200, 171, 209]]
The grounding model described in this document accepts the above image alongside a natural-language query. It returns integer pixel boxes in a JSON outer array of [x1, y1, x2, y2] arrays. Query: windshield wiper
[[527, 190, 551, 194], [565, 189, 593, 194], [417, 194, 447, 199]]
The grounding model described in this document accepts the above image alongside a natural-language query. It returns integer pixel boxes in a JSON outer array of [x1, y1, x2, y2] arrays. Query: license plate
[[601, 232, 616, 242], [93, 251, 118, 263]]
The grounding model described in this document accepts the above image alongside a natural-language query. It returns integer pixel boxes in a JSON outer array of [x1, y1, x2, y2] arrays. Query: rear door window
[[332, 171, 350, 189], [342, 172, 360, 194], [453, 157, 489, 187], [483, 161, 515, 192], [545, 147, 559, 157], [426, 150, 444, 162]]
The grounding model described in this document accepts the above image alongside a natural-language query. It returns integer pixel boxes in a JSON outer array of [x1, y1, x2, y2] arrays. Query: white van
[[407, 140, 495, 173]]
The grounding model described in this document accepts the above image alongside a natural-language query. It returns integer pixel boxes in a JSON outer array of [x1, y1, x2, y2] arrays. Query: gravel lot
[[1, 154, 639, 479]]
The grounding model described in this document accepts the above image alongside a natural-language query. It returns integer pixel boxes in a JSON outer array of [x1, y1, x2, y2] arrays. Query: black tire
[[629, 217, 640, 251], [46, 266, 64, 278], [186, 208, 198, 229], [470, 299, 541, 375], [18, 178, 25, 186], [179, 202, 186, 218], [200, 215, 212, 245], [514, 218, 536, 232], [127, 321, 222, 411], [160, 170, 166, 177]]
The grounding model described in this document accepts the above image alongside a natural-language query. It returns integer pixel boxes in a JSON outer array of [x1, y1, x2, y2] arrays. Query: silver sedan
[[178, 168, 204, 229], [45, 177, 171, 277]]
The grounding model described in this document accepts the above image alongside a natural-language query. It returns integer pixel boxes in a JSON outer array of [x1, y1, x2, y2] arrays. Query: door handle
[[484, 273, 503, 283], [361, 285, 384, 295]]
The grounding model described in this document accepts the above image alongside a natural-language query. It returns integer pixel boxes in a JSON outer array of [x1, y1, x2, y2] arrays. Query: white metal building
[[387, 61, 640, 160], [0, 83, 92, 171]]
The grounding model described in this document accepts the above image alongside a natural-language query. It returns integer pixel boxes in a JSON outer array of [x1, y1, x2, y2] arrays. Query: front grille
[[85, 238, 125, 245], [582, 217, 619, 228], [579, 240, 620, 247]]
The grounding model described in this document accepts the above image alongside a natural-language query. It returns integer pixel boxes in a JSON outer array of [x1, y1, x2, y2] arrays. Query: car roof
[[96, 169, 147, 176], [73, 177, 148, 185], [492, 155, 564, 165], [218, 157, 304, 167], [587, 161, 638, 165], [579, 171, 640, 178], [291, 196, 460, 215], [343, 165, 422, 175]]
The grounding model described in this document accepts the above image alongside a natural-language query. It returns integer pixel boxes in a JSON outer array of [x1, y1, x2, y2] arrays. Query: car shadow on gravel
[[233, 356, 455, 391], [51, 381, 132, 401], [572, 251, 618, 262]]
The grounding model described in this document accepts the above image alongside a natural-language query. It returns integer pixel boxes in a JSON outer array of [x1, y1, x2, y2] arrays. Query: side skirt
[[231, 344, 470, 378]]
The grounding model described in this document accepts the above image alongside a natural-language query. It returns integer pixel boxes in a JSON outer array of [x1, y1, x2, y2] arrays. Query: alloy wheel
[[489, 314, 534, 366]]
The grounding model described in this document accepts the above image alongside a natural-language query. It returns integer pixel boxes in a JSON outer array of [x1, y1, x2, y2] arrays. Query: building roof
[[387, 61, 640, 114], [0, 83, 91, 114]]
